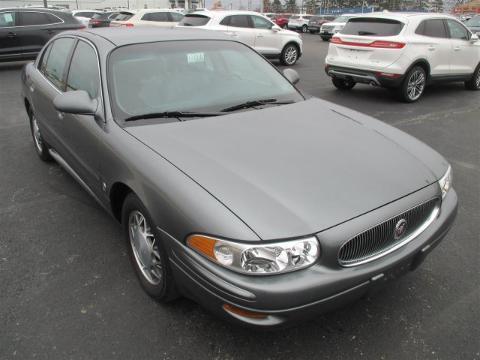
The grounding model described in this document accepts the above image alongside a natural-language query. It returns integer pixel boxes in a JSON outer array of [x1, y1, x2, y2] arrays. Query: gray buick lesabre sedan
[[21, 28, 457, 327]]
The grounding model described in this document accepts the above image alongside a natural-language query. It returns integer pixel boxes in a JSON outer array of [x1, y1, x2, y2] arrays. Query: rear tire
[[465, 64, 480, 90], [332, 77, 356, 90], [122, 193, 179, 302], [29, 113, 53, 162], [321, 36, 330, 42], [280, 43, 299, 66], [302, 25, 308, 33], [398, 66, 426, 103]]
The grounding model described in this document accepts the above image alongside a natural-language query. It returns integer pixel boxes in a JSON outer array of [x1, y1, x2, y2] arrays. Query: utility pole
[[43, 0, 48, 7]]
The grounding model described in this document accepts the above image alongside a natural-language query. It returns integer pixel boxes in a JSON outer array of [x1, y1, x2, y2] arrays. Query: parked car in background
[[325, 13, 480, 102], [308, 15, 335, 33], [110, 9, 183, 27], [287, 14, 313, 32], [465, 15, 480, 34], [178, 11, 303, 65], [273, 13, 291, 29], [21, 27, 457, 328], [71, 10, 103, 27], [88, 11, 119, 28], [0, 8, 83, 62], [320, 14, 356, 41]]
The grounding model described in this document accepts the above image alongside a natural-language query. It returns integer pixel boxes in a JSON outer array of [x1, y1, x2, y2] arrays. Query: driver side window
[[251, 15, 272, 29], [446, 19, 469, 40], [66, 40, 100, 99]]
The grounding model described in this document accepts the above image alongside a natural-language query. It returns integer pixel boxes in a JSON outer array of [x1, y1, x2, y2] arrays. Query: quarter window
[[251, 15, 272, 29], [0, 12, 16, 27], [43, 38, 75, 90], [416, 19, 447, 38], [170, 12, 183, 22], [446, 19, 469, 40], [19, 11, 60, 26], [66, 41, 100, 99], [39, 43, 52, 73]]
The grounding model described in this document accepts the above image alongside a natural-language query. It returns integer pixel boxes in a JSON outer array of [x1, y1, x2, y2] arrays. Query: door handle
[[57, 112, 65, 120], [225, 31, 238, 37], [29, 85, 35, 93], [256, 34, 264, 38], [454, 46, 461, 51], [43, 29, 55, 35], [7, 31, 16, 38], [428, 45, 435, 51]]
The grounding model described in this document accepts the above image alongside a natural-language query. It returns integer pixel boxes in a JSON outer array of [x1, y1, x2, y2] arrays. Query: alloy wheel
[[284, 46, 298, 65], [128, 210, 163, 285], [32, 116, 44, 153], [406, 69, 425, 101]]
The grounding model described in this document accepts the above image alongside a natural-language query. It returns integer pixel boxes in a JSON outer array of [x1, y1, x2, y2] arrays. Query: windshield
[[108, 41, 303, 123], [333, 16, 350, 23], [466, 16, 480, 27]]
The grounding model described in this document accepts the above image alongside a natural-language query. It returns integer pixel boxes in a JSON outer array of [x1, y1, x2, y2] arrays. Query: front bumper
[[320, 31, 334, 39], [166, 186, 457, 327], [325, 64, 405, 88]]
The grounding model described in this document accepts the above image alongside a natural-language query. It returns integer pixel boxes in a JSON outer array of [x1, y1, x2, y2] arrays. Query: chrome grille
[[338, 198, 440, 267]]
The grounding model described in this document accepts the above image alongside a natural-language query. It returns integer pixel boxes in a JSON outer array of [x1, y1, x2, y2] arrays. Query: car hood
[[126, 98, 440, 240]]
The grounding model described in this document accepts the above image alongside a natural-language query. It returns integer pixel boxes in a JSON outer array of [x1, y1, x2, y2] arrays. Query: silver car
[[21, 27, 457, 327]]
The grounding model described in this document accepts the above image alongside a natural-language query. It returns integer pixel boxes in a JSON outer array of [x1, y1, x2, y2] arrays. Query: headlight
[[334, 25, 344, 33], [187, 235, 320, 275], [438, 165, 452, 199]]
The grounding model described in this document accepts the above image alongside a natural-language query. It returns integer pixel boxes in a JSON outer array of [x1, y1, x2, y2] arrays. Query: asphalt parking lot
[[1, 33, 479, 360]]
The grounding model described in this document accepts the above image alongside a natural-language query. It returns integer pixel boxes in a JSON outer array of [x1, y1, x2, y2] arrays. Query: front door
[[0, 11, 21, 58], [250, 15, 281, 55], [445, 19, 478, 75]]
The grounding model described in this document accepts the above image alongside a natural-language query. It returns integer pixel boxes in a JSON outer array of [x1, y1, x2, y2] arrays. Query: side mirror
[[283, 68, 300, 85], [470, 33, 479, 42], [272, 25, 281, 32], [53, 90, 97, 115]]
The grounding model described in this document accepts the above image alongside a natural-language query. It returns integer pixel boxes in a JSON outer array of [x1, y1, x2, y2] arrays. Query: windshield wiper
[[124, 111, 222, 122], [221, 98, 295, 112]]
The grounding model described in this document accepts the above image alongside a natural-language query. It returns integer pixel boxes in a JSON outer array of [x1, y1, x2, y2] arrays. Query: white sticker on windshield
[[187, 52, 205, 64]]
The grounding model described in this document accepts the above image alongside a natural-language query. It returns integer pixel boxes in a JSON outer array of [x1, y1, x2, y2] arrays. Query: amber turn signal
[[223, 304, 267, 319]]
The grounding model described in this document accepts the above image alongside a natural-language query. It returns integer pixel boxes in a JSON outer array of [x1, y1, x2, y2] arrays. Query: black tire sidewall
[[29, 113, 52, 162], [121, 193, 177, 301], [332, 77, 355, 90]]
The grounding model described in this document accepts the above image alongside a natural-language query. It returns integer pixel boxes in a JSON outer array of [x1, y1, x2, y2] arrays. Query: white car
[[110, 9, 183, 27], [319, 14, 357, 41], [325, 12, 480, 102], [287, 14, 314, 33], [178, 10, 303, 65], [71, 10, 103, 27]]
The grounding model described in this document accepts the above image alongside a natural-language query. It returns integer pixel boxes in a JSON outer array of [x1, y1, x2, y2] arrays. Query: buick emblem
[[394, 219, 407, 240]]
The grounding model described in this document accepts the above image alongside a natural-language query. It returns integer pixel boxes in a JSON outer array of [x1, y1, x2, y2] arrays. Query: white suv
[[178, 11, 303, 65], [325, 13, 480, 102], [287, 14, 313, 33]]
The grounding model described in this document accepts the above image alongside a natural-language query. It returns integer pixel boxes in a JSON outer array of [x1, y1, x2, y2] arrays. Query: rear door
[[414, 19, 451, 75], [30, 37, 76, 157], [222, 15, 256, 48], [17, 11, 64, 55], [331, 17, 407, 70], [0, 11, 21, 58], [445, 19, 478, 74], [250, 15, 281, 55]]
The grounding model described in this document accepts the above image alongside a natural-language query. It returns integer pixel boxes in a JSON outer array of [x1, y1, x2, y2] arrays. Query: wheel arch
[[109, 182, 134, 223], [407, 59, 431, 80]]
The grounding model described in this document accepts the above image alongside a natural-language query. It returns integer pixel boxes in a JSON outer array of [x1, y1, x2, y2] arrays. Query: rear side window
[[113, 12, 133, 21], [43, 38, 75, 90], [75, 12, 95, 18], [66, 41, 100, 99], [416, 19, 447, 38], [19, 11, 61, 26], [141, 12, 169, 22], [170, 12, 183, 22], [226, 15, 251, 28], [39, 43, 52, 73], [446, 19, 469, 40], [0, 12, 16, 27], [342, 18, 404, 36], [178, 14, 210, 26]]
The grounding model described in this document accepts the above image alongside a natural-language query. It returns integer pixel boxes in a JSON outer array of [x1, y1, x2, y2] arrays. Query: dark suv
[[0, 8, 83, 62]]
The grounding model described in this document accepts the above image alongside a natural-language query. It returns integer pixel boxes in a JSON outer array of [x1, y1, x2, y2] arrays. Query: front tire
[[29, 113, 53, 162], [332, 77, 356, 90], [399, 66, 426, 103], [122, 193, 178, 302], [280, 43, 299, 66], [302, 25, 308, 33], [321, 36, 330, 42], [465, 64, 480, 90]]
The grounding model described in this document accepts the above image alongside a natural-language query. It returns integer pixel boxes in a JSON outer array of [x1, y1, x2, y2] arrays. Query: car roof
[[188, 10, 268, 18], [63, 27, 230, 46], [348, 11, 458, 21], [0, 7, 69, 15]]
